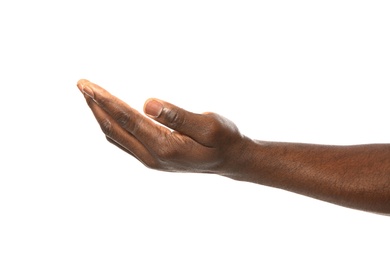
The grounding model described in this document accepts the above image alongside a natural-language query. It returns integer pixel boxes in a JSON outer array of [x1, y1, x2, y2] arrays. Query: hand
[[77, 79, 248, 174], [76, 80, 390, 214]]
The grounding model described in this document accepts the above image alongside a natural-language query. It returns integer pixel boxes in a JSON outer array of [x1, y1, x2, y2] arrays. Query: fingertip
[[76, 79, 89, 90], [76, 79, 89, 94], [76, 79, 96, 100]]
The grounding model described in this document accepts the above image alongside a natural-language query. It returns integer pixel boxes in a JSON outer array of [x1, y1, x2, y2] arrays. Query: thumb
[[144, 98, 212, 143]]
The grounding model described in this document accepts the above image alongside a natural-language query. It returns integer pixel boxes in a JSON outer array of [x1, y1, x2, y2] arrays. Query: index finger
[[77, 79, 170, 146]]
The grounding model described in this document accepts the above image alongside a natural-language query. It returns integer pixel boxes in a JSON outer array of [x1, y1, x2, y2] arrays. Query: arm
[[231, 141, 390, 214], [77, 79, 390, 214]]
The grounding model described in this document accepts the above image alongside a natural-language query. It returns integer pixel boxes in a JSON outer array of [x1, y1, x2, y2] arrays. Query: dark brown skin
[[77, 79, 390, 215]]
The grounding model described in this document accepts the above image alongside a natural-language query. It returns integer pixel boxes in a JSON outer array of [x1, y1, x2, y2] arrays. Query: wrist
[[219, 136, 264, 181]]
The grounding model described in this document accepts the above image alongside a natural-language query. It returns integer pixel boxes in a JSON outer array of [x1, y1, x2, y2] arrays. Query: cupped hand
[[77, 79, 248, 174]]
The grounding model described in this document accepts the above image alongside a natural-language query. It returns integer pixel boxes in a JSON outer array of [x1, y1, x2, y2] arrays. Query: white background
[[0, 1, 389, 259]]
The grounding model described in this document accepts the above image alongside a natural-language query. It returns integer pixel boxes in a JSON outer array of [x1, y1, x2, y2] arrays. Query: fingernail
[[82, 86, 95, 99], [145, 100, 163, 117]]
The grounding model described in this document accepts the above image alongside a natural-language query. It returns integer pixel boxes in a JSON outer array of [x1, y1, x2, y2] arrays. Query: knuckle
[[165, 108, 184, 129], [129, 116, 144, 135], [204, 113, 224, 140], [115, 110, 131, 128], [95, 91, 109, 107], [113, 109, 144, 135], [99, 118, 113, 136]]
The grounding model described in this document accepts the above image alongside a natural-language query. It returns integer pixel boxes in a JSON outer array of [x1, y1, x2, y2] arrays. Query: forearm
[[224, 138, 390, 214]]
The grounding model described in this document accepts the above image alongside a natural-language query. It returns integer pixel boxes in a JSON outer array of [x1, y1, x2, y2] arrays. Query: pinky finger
[[106, 135, 137, 158]]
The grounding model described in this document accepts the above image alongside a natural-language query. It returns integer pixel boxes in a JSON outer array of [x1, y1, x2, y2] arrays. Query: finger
[[143, 98, 225, 146], [83, 93, 158, 168], [77, 79, 171, 148], [106, 136, 135, 157], [105, 136, 157, 169]]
